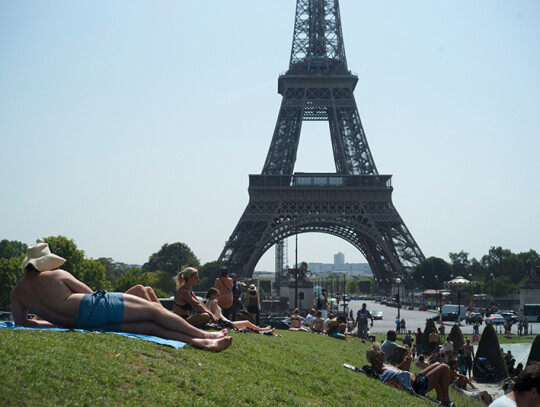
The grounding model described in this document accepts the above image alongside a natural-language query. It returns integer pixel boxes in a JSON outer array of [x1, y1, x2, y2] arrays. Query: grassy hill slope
[[0, 329, 484, 406]]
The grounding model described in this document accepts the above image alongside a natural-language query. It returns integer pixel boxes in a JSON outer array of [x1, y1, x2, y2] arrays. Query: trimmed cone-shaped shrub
[[448, 323, 465, 354], [423, 318, 439, 353], [526, 334, 540, 366], [473, 323, 508, 381]]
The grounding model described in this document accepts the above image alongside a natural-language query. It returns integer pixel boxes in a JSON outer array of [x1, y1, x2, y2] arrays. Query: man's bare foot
[[204, 329, 228, 339], [191, 336, 232, 352]]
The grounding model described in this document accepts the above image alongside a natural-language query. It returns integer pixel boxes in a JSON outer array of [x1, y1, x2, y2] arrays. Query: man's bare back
[[10, 270, 92, 328]]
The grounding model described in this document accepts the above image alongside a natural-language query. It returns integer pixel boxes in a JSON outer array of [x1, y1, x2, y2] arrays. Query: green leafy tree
[[526, 334, 540, 366], [413, 257, 452, 289], [142, 242, 200, 276], [423, 318, 439, 352], [113, 267, 145, 292], [78, 259, 111, 291], [0, 240, 27, 260], [197, 261, 225, 292], [96, 257, 123, 285], [448, 251, 471, 277], [142, 270, 175, 296], [0, 255, 24, 309], [448, 324, 464, 354], [44, 236, 85, 278], [473, 323, 508, 380]]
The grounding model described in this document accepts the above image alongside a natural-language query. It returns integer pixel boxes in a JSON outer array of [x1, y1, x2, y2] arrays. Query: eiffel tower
[[219, 0, 425, 290]]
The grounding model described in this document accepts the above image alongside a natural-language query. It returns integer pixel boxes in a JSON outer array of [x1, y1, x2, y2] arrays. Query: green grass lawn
[[0, 329, 489, 407]]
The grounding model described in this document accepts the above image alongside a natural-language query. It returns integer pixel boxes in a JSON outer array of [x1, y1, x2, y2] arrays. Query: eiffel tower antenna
[[219, 0, 424, 290]]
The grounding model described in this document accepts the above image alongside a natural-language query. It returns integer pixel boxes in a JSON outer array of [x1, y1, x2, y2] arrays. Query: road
[[345, 300, 538, 336]]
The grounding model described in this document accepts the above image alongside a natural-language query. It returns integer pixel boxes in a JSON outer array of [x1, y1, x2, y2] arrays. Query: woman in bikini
[[205, 288, 275, 334], [173, 267, 217, 328], [311, 310, 325, 333], [214, 267, 234, 319]]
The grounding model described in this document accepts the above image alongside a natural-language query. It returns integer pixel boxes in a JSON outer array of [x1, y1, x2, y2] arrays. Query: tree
[[423, 318, 439, 352], [142, 270, 175, 296], [473, 323, 508, 380], [78, 259, 111, 291], [142, 242, 200, 276], [448, 324, 464, 354], [449, 251, 471, 277], [113, 267, 145, 292], [0, 255, 24, 309], [0, 240, 27, 260], [197, 261, 225, 292], [44, 236, 85, 278], [526, 334, 540, 366], [413, 257, 452, 289]]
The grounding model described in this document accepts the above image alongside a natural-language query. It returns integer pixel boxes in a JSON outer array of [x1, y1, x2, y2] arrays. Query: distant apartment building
[[334, 252, 345, 266]]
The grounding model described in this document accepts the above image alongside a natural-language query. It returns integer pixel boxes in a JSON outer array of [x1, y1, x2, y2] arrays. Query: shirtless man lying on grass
[[10, 241, 232, 352]]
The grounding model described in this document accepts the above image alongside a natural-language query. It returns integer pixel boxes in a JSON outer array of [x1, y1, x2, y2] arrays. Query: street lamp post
[[490, 272, 494, 308], [294, 230, 298, 309], [434, 275, 438, 313], [396, 278, 402, 320], [469, 273, 473, 309]]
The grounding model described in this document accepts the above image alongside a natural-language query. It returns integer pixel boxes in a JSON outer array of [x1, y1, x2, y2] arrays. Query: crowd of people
[[10, 242, 540, 405]]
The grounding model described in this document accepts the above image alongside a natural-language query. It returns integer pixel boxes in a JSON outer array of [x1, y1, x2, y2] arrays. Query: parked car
[[372, 311, 383, 320], [500, 311, 518, 324], [485, 313, 505, 325], [466, 312, 484, 325]]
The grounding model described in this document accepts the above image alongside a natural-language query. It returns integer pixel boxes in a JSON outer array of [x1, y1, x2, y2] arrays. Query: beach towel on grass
[[0, 321, 186, 349]]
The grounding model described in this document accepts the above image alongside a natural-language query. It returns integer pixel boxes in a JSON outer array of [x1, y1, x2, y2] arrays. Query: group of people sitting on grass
[[289, 307, 348, 340], [365, 335, 540, 407]]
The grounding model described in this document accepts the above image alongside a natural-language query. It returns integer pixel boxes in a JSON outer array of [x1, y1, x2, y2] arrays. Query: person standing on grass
[[415, 327, 423, 356], [317, 289, 329, 319], [489, 362, 540, 407], [10, 241, 232, 352], [463, 337, 475, 380], [214, 267, 234, 320], [356, 303, 373, 343]]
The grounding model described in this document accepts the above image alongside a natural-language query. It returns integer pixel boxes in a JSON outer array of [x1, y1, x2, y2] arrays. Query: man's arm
[[10, 288, 57, 327], [61, 270, 93, 293], [396, 352, 412, 371]]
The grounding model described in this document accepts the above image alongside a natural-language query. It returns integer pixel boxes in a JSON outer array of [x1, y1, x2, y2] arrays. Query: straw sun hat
[[21, 240, 66, 272]]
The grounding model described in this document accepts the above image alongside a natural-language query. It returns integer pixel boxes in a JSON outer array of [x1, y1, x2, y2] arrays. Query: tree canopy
[[142, 242, 200, 276]]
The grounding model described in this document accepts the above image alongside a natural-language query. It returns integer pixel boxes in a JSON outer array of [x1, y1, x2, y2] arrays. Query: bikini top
[[174, 287, 193, 312]]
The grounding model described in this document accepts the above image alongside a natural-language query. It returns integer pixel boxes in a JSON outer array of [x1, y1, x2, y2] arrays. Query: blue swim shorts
[[76, 289, 124, 332]]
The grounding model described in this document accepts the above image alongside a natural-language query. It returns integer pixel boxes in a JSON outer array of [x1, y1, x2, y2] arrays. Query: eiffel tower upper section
[[219, 0, 424, 287], [262, 0, 377, 176]]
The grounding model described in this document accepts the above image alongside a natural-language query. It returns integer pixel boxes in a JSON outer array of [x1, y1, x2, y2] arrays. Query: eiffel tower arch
[[219, 0, 425, 290]]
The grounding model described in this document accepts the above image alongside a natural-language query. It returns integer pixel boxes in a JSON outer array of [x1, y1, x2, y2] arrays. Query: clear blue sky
[[1, 1, 539, 272]]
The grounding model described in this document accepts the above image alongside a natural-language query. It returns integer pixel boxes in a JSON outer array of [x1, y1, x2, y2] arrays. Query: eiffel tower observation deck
[[219, 0, 424, 290]]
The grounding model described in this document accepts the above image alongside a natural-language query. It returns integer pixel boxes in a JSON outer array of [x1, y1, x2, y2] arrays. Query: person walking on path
[[439, 322, 446, 340], [356, 303, 373, 343]]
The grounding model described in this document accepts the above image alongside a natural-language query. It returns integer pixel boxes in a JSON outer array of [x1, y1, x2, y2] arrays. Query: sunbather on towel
[[365, 343, 456, 407], [205, 288, 275, 334], [10, 240, 232, 352]]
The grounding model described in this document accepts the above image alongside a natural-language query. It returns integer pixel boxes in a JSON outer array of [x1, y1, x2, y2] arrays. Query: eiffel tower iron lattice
[[219, 0, 425, 290]]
